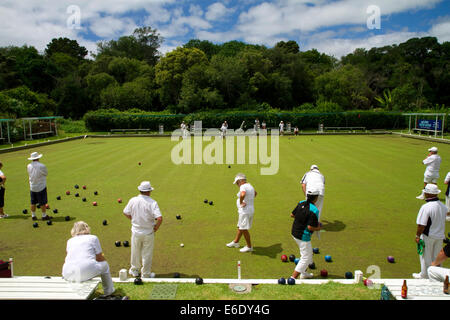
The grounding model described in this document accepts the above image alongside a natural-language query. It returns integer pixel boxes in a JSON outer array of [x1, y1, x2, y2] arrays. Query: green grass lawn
[[0, 134, 449, 299], [93, 282, 381, 300]]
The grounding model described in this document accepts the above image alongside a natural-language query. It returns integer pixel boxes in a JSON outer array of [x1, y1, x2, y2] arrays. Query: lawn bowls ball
[[115, 241, 121, 247], [294, 258, 300, 265], [65, 216, 70, 221], [102, 220, 107, 226], [313, 248, 319, 254], [281, 255, 288, 262], [387, 256, 395, 263], [287, 278, 296, 285], [289, 254, 295, 262], [308, 262, 316, 270], [123, 241, 129, 247], [33, 222, 38, 228], [325, 255, 332, 262], [345, 272, 353, 279], [134, 277, 143, 285], [278, 277, 286, 285], [22, 209, 28, 214], [195, 277, 203, 285], [52, 209, 58, 214], [320, 270, 328, 278], [174, 272, 181, 278], [47, 220, 52, 226]]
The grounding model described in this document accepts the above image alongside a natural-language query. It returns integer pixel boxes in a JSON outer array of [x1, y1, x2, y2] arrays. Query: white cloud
[[205, 2, 236, 21], [89, 15, 137, 38], [429, 19, 450, 42]]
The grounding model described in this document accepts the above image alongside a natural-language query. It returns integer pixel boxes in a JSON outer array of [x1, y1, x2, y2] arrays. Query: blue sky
[[0, 0, 449, 58]]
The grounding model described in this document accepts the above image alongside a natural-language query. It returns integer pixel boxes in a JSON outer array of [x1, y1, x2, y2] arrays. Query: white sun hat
[[233, 173, 247, 184], [138, 181, 154, 192], [423, 184, 441, 195], [428, 147, 438, 152], [306, 189, 321, 196], [28, 152, 43, 160], [310, 164, 319, 170]]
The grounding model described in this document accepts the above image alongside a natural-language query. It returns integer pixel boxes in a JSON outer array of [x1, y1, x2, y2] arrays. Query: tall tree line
[[0, 26, 448, 119]]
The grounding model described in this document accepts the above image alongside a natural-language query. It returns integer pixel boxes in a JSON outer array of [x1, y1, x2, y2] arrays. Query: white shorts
[[424, 172, 439, 183], [237, 213, 254, 230]]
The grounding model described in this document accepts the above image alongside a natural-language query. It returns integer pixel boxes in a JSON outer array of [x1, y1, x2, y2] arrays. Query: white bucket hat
[[138, 181, 154, 192], [233, 173, 247, 184], [307, 189, 321, 196], [310, 164, 319, 170], [428, 147, 438, 152], [423, 184, 441, 195], [28, 152, 43, 160]]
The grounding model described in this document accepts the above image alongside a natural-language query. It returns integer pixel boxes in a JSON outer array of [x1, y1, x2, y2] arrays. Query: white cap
[[233, 173, 247, 184], [28, 152, 43, 160], [306, 189, 320, 196], [428, 147, 438, 152], [310, 164, 319, 170], [138, 181, 154, 192], [423, 184, 441, 195]]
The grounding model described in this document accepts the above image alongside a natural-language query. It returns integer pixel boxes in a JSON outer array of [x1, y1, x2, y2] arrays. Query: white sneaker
[[226, 241, 240, 248], [300, 273, 314, 279], [412, 273, 424, 279], [0, 214, 8, 219], [239, 246, 253, 253], [446, 216, 450, 222], [143, 272, 156, 278]]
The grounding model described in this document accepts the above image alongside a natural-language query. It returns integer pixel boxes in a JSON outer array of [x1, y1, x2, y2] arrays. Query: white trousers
[[292, 236, 313, 275], [427, 266, 450, 282], [315, 195, 324, 220], [62, 260, 115, 296], [419, 235, 443, 278], [130, 232, 155, 277]]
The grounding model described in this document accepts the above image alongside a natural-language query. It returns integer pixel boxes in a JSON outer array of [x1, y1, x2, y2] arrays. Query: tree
[[96, 27, 163, 66], [0, 46, 54, 93], [315, 65, 373, 110], [0, 53, 21, 90], [275, 40, 300, 54], [155, 47, 208, 107], [45, 37, 88, 61], [183, 39, 220, 60]]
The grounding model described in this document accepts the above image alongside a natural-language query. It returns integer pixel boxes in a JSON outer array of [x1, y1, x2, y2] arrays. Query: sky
[[0, 0, 449, 58]]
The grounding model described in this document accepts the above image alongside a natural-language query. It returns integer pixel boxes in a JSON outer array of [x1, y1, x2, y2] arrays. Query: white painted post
[[237, 261, 241, 280], [9, 258, 13, 277]]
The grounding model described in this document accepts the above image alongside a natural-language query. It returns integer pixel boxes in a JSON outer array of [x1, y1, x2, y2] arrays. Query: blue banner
[[417, 119, 442, 130]]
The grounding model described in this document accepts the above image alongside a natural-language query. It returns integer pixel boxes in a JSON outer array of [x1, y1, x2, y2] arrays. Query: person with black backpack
[[289, 189, 322, 280]]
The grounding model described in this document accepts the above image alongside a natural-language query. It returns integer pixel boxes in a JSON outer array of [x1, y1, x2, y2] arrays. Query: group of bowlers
[[1, 144, 450, 298], [413, 146, 450, 283], [226, 165, 325, 280]]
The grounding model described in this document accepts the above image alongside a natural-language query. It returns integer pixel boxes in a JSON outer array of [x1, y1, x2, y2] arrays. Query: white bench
[[0, 276, 100, 300], [380, 279, 450, 300]]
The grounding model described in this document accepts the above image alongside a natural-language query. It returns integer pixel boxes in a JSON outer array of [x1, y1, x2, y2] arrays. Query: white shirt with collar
[[423, 154, 441, 175], [27, 161, 48, 192], [123, 194, 162, 235], [416, 199, 447, 239], [301, 169, 325, 196]]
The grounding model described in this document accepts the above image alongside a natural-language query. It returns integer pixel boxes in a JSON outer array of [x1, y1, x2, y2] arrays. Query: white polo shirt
[[416, 199, 447, 239], [27, 161, 48, 192], [423, 154, 441, 175], [236, 183, 255, 215], [64, 235, 102, 263], [0, 170, 4, 186], [301, 169, 325, 196], [123, 194, 162, 235]]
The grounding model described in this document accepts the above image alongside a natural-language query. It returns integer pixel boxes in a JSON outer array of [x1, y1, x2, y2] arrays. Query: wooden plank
[[383, 279, 450, 300], [0, 277, 100, 300]]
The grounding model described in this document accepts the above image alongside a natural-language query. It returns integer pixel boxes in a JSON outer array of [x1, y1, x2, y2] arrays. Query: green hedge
[[84, 109, 450, 132]]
